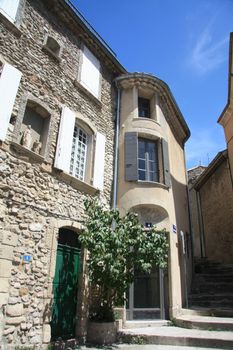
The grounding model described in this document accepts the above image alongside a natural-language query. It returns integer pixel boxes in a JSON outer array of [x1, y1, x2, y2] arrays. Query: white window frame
[[69, 125, 88, 181]]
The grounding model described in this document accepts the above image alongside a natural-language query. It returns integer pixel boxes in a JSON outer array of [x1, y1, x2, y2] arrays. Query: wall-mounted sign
[[172, 224, 177, 234], [23, 255, 32, 263]]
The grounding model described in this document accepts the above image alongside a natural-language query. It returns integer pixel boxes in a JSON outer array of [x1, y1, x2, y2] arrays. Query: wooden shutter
[[0, 63, 22, 141], [93, 132, 106, 191], [54, 106, 75, 172], [80, 46, 100, 98], [162, 139, 171, 187], [125, 132, 138, 181], [0, 0, 20, 22]]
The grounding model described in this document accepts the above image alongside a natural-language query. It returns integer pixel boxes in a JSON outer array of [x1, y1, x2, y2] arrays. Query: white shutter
[[0, 63, 22, 141], [80, 46, 100, 98], [0, 0, 20, 23], [93, 132, 106, 191], [54, 106, 75, 173]]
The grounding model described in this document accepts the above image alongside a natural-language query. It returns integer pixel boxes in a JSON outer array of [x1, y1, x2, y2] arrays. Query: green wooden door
[[51, 243, 80, 340]]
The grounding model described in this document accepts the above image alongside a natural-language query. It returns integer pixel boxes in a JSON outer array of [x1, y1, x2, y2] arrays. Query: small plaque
[[172, 224, 177, 234], [23, 255, 31, 263]]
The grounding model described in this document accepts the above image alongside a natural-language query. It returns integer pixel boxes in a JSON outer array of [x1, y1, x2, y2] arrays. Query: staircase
[[119, 260, 233, 348], [189, 260, 233, 314]]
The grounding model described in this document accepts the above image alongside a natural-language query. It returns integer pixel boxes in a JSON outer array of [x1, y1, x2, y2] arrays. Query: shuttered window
[[0, 0, 20, 23], [80, 46, 100, 98], [55, 107, 106, 191], [124, 132, 171, 187], [0, 62, 22, 141]]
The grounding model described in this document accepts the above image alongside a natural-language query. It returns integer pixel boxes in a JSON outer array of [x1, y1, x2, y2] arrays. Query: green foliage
[[80, 199, 169, 320]]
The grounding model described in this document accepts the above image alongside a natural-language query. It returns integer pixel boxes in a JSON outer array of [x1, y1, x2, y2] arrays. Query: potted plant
[[79, 199, 169, 345]]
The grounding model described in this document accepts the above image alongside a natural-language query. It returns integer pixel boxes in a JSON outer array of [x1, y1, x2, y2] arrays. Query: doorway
[[51, 228, 81, 340], [126, 268, 165, 320]]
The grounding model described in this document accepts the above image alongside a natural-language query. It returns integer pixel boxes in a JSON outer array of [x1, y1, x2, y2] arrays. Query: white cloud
[[185, 126, 226, 168], [189, 28, 228, 74]]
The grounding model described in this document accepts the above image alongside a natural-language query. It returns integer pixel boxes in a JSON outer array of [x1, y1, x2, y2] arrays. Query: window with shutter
[[125, 132, 171, 187], [0, 62, 22, 142], [0, 0, 20, 23], [80, 46, 101, 99], [55, 107, 106, 191]]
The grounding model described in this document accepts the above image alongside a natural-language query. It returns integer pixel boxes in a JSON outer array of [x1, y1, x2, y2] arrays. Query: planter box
[[87, 321, 117, 345]]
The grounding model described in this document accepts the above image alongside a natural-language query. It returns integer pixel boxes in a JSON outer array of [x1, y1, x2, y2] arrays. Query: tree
[[79, 199, 169, 321]]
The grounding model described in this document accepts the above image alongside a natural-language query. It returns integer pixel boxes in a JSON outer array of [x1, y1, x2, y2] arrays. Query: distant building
[[0, 0, 190, 347], [188, 32, 233, 265]]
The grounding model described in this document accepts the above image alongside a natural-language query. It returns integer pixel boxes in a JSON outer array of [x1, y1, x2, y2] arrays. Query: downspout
[[112, 83, 121, 210]]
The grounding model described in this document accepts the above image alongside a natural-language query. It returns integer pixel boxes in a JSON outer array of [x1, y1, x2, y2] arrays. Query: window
[[54, 106, 106, 191], [138, 138, 158, 181], [124, 132, 171, 187], [0, 0, 20, 23], [19, 100, 51, 157], [138, 97, 150, 118], [43, 36, 62, 61], [70, 126, 88, 181], [80, 45, 101, 99], [0, 62, 22, 142]]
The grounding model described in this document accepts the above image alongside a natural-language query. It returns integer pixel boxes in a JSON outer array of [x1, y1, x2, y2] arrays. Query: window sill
[[74, 80, 102, 108], [0, 12, 22, 38], [137, 180, 169, 190], [57, 170, 99, 195], [10, 142, 45, 163], [42, 46, 61, 62]]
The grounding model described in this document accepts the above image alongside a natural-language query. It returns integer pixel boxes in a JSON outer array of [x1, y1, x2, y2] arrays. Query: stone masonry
[[0, 0, 125, 347]]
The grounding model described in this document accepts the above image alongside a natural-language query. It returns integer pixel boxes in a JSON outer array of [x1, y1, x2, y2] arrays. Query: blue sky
[[72, 0, 233, 168]]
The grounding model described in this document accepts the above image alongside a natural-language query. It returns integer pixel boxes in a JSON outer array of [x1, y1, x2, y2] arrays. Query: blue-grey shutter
[[162, 139, 171, 187], [125, 132, 138, 181]]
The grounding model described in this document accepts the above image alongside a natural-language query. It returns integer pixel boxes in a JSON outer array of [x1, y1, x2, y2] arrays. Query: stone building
[[218, 32, 233, 183], [187, 33, 233, 264], [0, 0, 191, 348]]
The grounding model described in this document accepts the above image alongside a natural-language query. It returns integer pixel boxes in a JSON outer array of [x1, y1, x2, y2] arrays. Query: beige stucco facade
[[115, 74, 191, 318], [218, 32, 233, 184]]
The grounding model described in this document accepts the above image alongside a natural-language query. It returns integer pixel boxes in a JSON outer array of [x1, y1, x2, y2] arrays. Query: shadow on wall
[[171, 174, 192, 307]]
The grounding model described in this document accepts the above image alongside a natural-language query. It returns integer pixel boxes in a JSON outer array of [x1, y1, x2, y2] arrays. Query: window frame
[[138, 97, 151, 118], [138, 137, 159, 182], [13, 94, 52, 160]]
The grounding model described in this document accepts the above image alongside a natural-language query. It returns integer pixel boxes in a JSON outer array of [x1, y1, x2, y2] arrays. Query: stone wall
[[198, 158, 233, 263], [0, 0, 118, 347]]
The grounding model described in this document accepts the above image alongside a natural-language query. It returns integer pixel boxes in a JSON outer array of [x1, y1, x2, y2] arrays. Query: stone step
[[175, 315, 233, 331], [181, 307, 233, 318], [193, 274, 233, 282], [123, 320, 169, 329], [189, 293, 233, 302], [192, 283, 233, 294], [189, 300, 233, 309], [118, 326, 233, 349]]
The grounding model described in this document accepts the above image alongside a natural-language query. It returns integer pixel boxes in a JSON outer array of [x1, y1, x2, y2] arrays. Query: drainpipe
[[112, 83, 121, 210]]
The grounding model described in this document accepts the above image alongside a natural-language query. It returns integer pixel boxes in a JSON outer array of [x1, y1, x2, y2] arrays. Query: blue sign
[[23, 255, 31, 262], [172, 224, 177, 234]]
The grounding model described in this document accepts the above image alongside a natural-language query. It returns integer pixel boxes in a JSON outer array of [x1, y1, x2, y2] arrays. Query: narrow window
[[138, 97, 150, 118], [70, 126, 88, 181], [138, 138, 159, 182]]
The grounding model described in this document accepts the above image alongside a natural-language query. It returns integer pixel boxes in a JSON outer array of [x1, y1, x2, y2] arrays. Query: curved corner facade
[[116, 73, 191, 319]]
